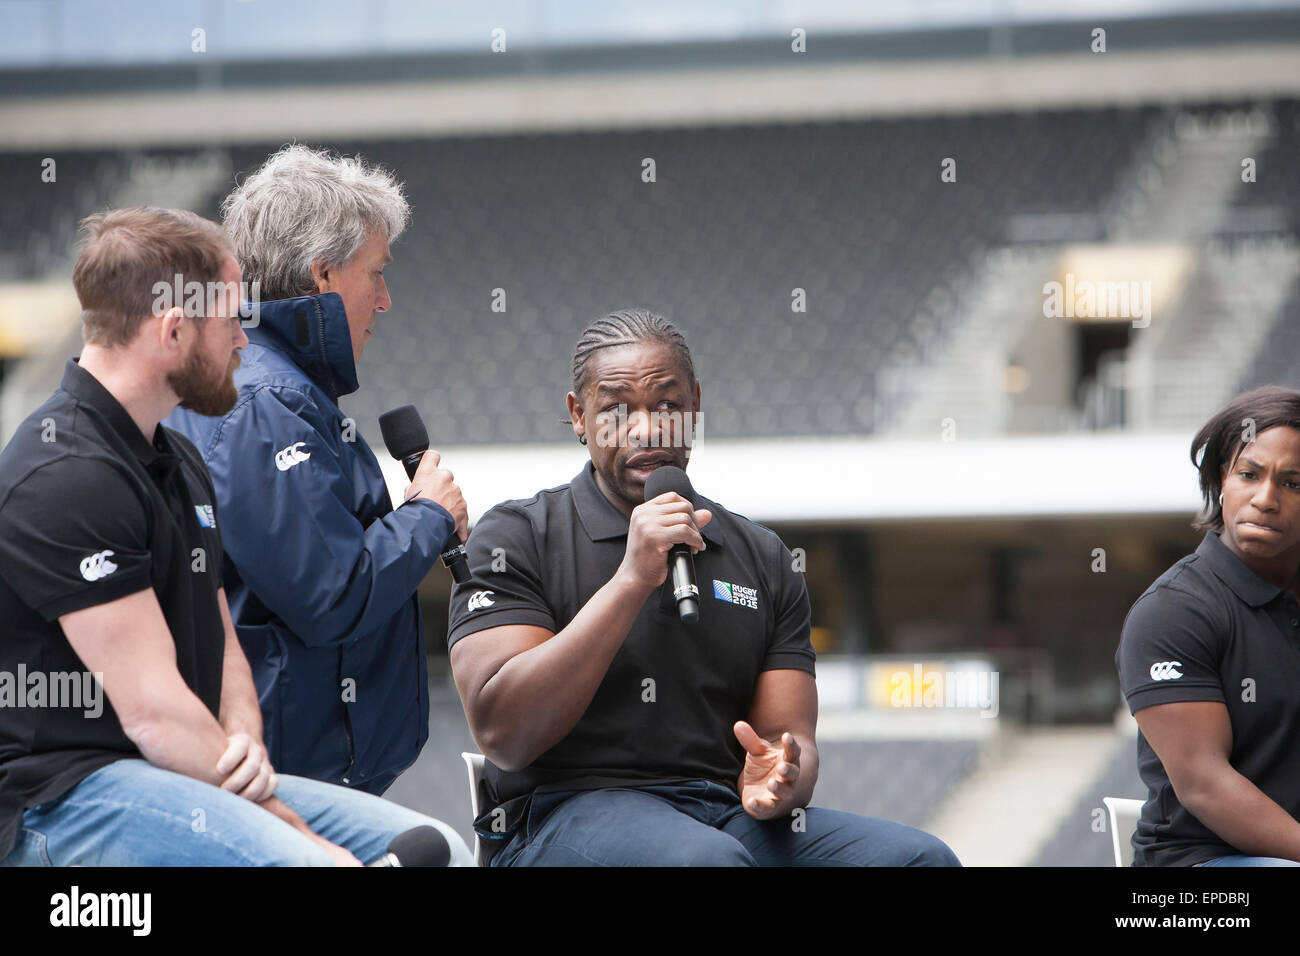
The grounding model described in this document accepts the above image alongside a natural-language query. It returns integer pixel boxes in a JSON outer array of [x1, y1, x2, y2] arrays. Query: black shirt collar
[[1197, 530, 1288, 608], [572, 460, 725, 547], [60, 358, 178, 470]]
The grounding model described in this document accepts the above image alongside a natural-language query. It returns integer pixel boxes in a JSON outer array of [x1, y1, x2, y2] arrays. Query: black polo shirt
[[0, 359, 225, 860], [447, 461, 815, 816], [1116, 530, 1300, 867]]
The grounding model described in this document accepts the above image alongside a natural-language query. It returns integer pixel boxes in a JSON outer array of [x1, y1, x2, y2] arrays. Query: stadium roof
[[3, 5, 1299, 97]]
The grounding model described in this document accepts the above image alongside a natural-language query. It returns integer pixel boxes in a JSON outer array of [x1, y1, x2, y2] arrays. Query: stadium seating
[[1030, 732, 1145, 866], [0, 151, 128, 279], [2, 104, 1173, 444], [5, 102, 1296, 442]]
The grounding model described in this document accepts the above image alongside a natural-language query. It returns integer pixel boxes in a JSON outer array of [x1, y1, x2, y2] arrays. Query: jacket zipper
[[339, 647, 356, 784], [320, 300, 354, 784], [315, 299, 338, 398]]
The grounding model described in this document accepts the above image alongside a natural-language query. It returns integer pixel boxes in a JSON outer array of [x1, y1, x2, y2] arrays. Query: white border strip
[[379, 432, 1201, 525]]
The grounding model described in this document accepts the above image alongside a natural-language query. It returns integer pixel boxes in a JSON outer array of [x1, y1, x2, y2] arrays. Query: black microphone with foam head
[[378, 404, 469, 584], [366, 825, 452, 867], [644, 465, 702, 624]]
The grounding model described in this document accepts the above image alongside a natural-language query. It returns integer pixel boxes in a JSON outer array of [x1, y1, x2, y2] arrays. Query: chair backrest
[[1102, 796, 1144, 867], [461, 751, 488, 867]]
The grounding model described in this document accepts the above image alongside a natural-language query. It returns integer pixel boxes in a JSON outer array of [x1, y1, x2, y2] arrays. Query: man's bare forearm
[[129, 679, 317, 833], [473, 569, 655, 770], [258, 796, 313, 833], [125, 679, 243, 787], [218, 634, 264, 739], [789, 734, 819, 808], [216, 589, 264, 739], [1183, 769, 1300, 861]]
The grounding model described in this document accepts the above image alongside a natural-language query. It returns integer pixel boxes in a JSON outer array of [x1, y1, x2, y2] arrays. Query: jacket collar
[[246, 293, 359, 400], [571, 460, 725, 547], [1197, 531, 1287, 608]]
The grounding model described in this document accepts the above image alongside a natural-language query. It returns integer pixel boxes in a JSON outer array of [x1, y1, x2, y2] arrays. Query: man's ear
[[309, 258, 331, 293], [156, 306, 188, 351], [566, 391, 585, 443]]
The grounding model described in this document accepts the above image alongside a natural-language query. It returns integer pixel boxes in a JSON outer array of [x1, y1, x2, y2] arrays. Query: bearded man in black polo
[[0, 207, 470, 866], [447, 308, 960, 867]]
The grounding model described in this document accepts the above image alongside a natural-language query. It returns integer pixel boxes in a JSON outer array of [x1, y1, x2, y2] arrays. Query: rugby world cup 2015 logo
[[712, 579, 758, 610]]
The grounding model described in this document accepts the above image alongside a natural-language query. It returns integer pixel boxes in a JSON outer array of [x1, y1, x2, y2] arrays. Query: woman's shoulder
[[1123, 548, 1234, 644]]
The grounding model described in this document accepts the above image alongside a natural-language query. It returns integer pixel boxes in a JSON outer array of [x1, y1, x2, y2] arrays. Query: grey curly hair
[[222, 143, 410, 301]]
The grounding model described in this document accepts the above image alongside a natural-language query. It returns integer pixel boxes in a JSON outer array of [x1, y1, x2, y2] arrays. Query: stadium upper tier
[[3, 99, 1296, 444]]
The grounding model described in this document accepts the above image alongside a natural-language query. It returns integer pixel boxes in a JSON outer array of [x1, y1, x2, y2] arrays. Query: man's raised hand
[[734, 721, 801, 820], [619, 492, 712, 591], [405, 449, 469, 542]]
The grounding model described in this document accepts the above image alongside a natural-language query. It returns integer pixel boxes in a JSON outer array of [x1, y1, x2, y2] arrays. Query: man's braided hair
[[571, 309, 696, 399]]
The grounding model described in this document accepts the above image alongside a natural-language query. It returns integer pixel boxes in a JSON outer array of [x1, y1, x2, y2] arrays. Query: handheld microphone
[[366, 826, 452, 867], [378, 404, 469, 583], [644, 465, 701, 625]]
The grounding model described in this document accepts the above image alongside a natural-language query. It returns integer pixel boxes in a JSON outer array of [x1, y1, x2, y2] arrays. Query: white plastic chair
[[1102, 797, 1144, 867], [461, 751, 488, 867]]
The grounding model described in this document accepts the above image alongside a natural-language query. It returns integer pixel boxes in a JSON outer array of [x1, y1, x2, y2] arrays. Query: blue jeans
[[491, 779, 961, 867], [2, 758, 474, 867], [1197, 855, 1300, 867]]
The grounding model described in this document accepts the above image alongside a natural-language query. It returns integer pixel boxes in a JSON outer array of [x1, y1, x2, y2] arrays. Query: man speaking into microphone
[[446, 309, 959, 866], [168, 145, 468, 796]]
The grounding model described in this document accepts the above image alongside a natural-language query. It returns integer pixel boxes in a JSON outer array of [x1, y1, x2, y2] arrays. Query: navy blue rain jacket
[[166, 292, 454, 793]]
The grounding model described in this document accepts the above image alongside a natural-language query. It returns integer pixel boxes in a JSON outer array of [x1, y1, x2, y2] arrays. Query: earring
[[579, 435, 587, 446], [1218, 493, 1224, 506]]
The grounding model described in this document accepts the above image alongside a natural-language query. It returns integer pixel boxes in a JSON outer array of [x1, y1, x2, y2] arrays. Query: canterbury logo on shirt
[[1149, 661, 1183, 681], [467, 590, 495, 612], [274, 441, 311, 471], [80, 550, 118, 582]]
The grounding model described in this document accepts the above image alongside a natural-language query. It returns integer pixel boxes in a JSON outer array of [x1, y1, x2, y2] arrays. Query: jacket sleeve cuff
[[398, 496, 456, 546]]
